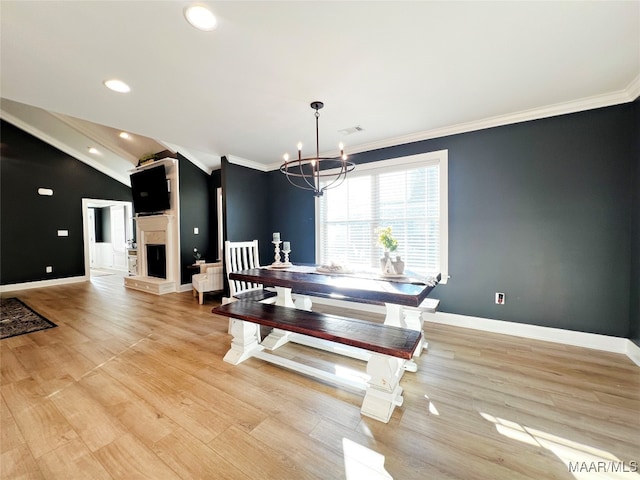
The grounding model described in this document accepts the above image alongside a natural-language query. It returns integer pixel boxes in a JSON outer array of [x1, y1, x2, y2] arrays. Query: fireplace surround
[[124, 213, 179, 294], [124, 158, 181, 295]]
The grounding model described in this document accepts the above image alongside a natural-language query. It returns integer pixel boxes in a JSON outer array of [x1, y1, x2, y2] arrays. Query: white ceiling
[[1, 1, 639, 186]]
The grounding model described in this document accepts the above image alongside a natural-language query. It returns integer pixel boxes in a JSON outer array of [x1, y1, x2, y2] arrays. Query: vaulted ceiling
[[1, 1, 638, 186]]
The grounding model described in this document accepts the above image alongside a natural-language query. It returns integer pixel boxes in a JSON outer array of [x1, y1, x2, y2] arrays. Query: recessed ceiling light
[[88, 147, 100, 155], [184, 4, 217, 31], [103, 79, 131, 93], [119, 132, 130, 139]]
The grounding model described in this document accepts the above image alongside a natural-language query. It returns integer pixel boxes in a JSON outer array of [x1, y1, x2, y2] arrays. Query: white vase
[[391, 256, 404, 274]]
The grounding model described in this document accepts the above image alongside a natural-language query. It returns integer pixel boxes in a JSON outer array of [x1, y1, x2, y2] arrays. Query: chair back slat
[[225, 240, 262, 297]]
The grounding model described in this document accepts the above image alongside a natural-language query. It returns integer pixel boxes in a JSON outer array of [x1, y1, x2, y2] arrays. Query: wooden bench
[[213, 300, 421, 423], [289, 293, 441, 367]]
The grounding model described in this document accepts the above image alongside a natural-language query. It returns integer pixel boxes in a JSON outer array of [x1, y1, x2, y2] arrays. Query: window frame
[[315, 149, 448, 283]]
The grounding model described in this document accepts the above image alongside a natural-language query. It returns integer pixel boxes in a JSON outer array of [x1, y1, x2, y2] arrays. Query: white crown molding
[[262, 79, 640, 172], [226, 155, 270, 172], [0, 108, 131, 185], [625, 73, 640, 102], [160, 141, 218, 175], [344, 82, 640, 158], [48, 111, 139, 164]]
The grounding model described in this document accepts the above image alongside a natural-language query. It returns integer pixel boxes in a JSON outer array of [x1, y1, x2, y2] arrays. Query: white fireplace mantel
[[124, 159, 181, 295]]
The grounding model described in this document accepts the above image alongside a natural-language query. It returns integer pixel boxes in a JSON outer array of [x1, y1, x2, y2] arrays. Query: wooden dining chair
[[225, 240, 262, 299], [223, 240, 276, 334]]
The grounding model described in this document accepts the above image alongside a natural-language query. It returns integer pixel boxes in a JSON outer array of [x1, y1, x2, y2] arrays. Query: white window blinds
[[317, 150, 448, 280]]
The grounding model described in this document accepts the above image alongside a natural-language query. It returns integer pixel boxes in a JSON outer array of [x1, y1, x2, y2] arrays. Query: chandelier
[[280, 101, 355, 197]]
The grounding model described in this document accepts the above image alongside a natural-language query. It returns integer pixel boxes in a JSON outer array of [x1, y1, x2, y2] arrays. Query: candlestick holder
[[281, 246, 292, 266], [272, 240, 282, 265]]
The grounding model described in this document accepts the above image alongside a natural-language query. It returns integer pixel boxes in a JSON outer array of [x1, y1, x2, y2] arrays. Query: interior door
[[88, 208, 96, 268], [111, 205, 127, 270]]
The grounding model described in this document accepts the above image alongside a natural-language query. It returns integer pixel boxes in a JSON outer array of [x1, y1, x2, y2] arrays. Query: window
[[316, 149, 448, 282]]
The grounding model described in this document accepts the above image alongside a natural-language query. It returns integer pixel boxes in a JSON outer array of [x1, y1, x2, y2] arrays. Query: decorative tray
[[315, 266, 354, 275], [268, 262, 292, 269]]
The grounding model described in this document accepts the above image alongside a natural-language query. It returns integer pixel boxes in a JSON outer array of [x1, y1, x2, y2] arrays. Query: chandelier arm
[[279, 101, 354, 196], [281, 161, 315, 192], [320, 166, 347, 191], [298, 161, 318, 191], [284, 167, 315, 192]]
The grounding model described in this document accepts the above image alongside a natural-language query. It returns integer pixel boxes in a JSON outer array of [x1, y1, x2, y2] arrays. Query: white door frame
[[82, 198, 134, 278]]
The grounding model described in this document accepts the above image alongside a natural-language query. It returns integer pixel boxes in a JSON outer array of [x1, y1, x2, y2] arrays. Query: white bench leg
[[384, 303, 424, 371], [403, 309, 427, 357], [261, 286, 296, 350], [360, 353, 406, 423], [223, 319, 263, 365]]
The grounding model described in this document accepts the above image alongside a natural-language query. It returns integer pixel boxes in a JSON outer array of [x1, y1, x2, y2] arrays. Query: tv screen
[[130, 165, 170, 214]]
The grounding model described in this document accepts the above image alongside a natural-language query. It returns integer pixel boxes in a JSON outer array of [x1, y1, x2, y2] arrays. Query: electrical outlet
[[495, 292, 505, 305], [194, 227, 199, 234], [46, 266, 53, 273]]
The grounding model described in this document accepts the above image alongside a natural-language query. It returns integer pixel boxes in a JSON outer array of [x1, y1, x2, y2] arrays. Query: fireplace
[[146, 244, 166, 279], [124, 214, 178, 295]]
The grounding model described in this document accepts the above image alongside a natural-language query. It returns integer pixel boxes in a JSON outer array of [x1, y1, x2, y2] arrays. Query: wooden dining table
[[229, 265, 439, 307], [228, 265, 440, 370]]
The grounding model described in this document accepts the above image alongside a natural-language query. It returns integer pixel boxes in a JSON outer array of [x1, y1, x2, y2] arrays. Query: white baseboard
[[306, 295, 638, 366], [428, 311, 629, 354], [627, 340, 640, 367], [0, 275, 87, 293]]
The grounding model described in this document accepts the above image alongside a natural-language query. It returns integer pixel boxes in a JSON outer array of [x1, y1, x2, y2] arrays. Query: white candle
[[273, 232, 280, 242], [283, 241, 290, 251]]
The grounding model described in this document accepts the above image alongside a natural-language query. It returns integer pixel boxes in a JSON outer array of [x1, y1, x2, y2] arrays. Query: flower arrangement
[[377, 227, 398, 252]]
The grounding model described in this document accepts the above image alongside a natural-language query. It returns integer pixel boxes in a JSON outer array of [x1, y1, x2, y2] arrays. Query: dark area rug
[[1, 297, 57, 339]]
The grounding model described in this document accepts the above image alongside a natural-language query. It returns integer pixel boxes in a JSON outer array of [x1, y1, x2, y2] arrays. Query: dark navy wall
[[98, 207, 111, 243], [221, 157, 272, 265], [630, 99, 640, 348], [259, 103, 638, 338], [178, 153, 212, 285], [266, 170, 316, 264], [0, 120, 132, 285]]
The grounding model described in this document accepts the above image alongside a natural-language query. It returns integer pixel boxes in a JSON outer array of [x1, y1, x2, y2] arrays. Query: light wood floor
[[1, 275, 638, 479]]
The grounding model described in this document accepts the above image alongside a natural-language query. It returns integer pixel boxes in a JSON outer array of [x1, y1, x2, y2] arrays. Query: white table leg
[[383, 303, 404, 328], [360, 353, 406, 423], [294, 294, 313, 311], [223, 319, 263, 365], [274, 286, 296, 308], [261, 286, 295, 350]]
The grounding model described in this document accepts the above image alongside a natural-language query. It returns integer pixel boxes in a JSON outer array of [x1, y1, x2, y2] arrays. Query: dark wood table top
[[229, 266, 439, 308]]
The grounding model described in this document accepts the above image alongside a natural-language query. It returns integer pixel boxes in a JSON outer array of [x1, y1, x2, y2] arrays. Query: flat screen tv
[[130, 164, 170, 214]]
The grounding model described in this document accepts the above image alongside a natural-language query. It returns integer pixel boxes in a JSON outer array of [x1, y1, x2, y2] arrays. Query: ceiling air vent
[[338, 125, 364, 136]]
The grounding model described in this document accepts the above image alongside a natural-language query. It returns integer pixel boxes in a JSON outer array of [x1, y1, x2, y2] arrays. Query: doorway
[[82, 198, 134, 279]]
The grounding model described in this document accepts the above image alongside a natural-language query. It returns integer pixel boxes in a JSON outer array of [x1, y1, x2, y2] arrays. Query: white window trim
[[315, 149, 448, 284]]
